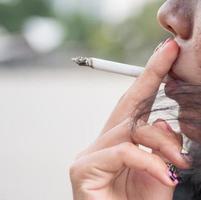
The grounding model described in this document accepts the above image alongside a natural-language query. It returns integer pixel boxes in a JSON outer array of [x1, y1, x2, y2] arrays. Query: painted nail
[[168, 170, 179, 184], [167, 163, 178, 174], [167, 163, 180, 184], [173, 179, 179, 185]]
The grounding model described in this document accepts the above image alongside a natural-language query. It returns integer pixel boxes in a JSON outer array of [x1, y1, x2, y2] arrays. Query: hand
[[70, 39, 190, 200]]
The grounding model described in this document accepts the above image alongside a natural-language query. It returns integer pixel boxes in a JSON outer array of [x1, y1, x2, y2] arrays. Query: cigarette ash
[[72, 56, 90, 66]]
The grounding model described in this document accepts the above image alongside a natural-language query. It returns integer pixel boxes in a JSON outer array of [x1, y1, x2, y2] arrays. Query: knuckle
[[122, 117, 133, 131], [75, 150, 87, 160], [74, 145, 95, 160], [69, 162, 79, 180], [117, 142, 133, 156], [132, 125, 148, 143], [69, 160, 85, 181]]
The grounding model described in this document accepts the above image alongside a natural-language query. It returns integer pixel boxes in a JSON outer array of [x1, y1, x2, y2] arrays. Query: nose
[[157, 1, 193, 39]]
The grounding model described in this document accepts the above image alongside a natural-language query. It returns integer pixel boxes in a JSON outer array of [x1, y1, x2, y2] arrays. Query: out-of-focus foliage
[[113, 0, 171, 64], [0, 0, 170, 64], [61, 12, 124, 60], [63, 0, 170, 65], [0, 0, 52, 32]]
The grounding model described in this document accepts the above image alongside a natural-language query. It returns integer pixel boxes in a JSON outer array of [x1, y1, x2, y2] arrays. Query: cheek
[[192, 9, 201, 67], [192, 29, 201, 59], [170, 40, 201, 84]]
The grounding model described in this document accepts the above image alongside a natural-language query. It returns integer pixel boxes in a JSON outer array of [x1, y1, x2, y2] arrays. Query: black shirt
[[173, 181, 201, 200]]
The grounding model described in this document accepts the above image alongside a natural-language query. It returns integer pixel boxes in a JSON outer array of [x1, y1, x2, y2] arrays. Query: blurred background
[[0, 0, 171, 199]]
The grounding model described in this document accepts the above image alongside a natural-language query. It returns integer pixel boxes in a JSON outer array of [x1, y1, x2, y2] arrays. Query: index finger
[[127, 39, 179, 104], [102, 40, 179, 133]]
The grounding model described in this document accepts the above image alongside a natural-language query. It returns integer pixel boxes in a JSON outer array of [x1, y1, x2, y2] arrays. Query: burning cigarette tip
[[72, 56, 89, 66]]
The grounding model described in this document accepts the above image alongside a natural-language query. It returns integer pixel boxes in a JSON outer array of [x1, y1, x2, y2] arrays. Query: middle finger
[[79, 118, 189, 169], [132, 123, 189, 169]]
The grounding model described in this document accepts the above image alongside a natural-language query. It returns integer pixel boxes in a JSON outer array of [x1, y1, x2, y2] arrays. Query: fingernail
[[159, 120, 174, 133], [162, 38, 172, 47], [154, 38, 173, 53], [167, 163, 178, 174], [154, 41, 164, 53], [173, 178, 179, 185], [165, 122, 174, 133], [168, 169, 179, 184], [153, 119, 173, 133], [167, 163, 179, 184]]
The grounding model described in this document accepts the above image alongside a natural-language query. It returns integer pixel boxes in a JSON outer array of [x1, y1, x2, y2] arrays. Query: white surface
[[0, 66, 133, 200]]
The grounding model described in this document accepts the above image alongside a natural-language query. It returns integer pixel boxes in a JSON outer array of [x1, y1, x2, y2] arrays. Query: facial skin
[[158, 0, 201, 142], [158, 0, 201, 84]]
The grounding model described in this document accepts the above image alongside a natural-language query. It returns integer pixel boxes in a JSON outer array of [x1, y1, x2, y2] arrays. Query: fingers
[[127, 39, 179, 105], [78, 118, 189, 169], [102, 39, 179, 133], [77, 118, 132, 158], [132, 122, 189, 169], [153, 119, 183, 145], [70, 142, 178, 188]]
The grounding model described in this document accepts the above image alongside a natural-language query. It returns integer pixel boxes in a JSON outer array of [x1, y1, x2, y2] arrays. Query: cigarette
[[72, 56, 143, 77], [72, 57, 167, 83]]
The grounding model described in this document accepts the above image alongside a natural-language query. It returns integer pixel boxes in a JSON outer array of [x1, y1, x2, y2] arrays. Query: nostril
[[166, 25, 177, 36], [157, 2, 193, 40]]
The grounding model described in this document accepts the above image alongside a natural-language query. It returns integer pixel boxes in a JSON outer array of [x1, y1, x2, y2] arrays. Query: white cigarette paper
[[72, 57, 144, 77], [89, 58, 144, 77], [72, 57, 167, 83]]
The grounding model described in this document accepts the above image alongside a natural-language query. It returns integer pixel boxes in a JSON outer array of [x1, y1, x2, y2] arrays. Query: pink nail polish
[[168, 170, 179, 182], [174, 179, 179, 185], [173, 173, 178, 179]]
